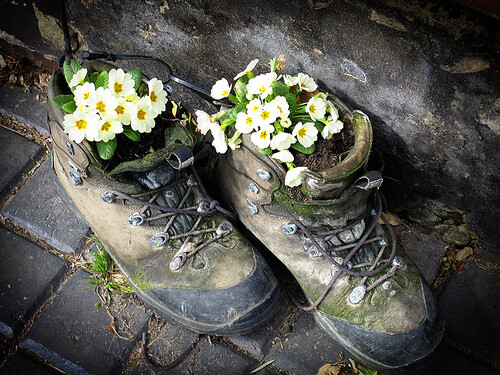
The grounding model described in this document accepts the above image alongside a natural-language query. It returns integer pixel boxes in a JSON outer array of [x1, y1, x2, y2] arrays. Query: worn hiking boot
[[47, 60, 279, 335], [215, 96, 444, 371]]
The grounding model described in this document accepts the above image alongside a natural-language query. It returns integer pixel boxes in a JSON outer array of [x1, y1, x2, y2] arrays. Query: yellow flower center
[[253, 105, 259, 111], [277, 105, 283, 113], [260, 110, 270, 120], [259, 130, 268, 139], [115, 105, 125, 115], [114, 82, 123, 94], [222, 89, 228, 96], [258, 86, 267, 93], [96, 100, 106, 112], [245, 117, 252, 125], [83, 92, 90, 100], [101, 122, 111, 132], [137, 109, 147, 121], [298, 128, 307, 138], [150, 91, 158, 103], [301, 82, 307, 88], [309, 104, 316, 113], [75, 119, 87, 130]]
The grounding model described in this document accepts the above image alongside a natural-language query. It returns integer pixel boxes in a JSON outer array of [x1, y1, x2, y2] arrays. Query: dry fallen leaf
[[456, 247, 473, 262], [317, 363, 343, 375], [378, 212, 403, 226]]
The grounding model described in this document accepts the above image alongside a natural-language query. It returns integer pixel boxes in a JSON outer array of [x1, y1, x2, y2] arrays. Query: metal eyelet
[[256, 169, 271, 181], [282, 223, 298, 235], [150, 233, 169, 247], [170, 253, 187, 271], [197, 200, 210, 213], [216, 223, 233, 235], [246, 199, 258, 215], [101, 192, 116, 203], [249, 182, 259, 194], [392, 256, 405, 268], [69, 170, 82, 186], [349, 285, 367, 304], [66, 140, 75, 155], [128, 212, 146, 226]]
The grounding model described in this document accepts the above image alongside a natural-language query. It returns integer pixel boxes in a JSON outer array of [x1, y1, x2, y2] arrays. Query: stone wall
[[26, 0, 500, 256]]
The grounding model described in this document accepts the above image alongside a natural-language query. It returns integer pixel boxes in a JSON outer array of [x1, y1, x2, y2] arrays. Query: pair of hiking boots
[[48, 60, 443, 373]]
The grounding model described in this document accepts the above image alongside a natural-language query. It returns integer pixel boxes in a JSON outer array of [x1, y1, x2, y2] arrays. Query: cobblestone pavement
[[0, 83, 499, 375]]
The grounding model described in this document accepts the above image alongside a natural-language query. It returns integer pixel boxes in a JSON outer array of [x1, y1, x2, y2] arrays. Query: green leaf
[[291, 142, 315, 154], [235, 79, 248, 103], [94, 71, 109, 89], [272, 81, 289, 97], [51, 94, 75, 109], [122, 128, 141, 141], [62, 100, 77, 114], [357, 363, 378, 375], [228, 103, 247, 120], [89, 72, 100, 83], [285, 93, 297, 117], [258, 146, 272, 155], [63, 59, 83, 86], [221, 117, 235, 128], [250, 359, 276, 374], [96, 138, 117, 160], [128, 69, 142, 91]]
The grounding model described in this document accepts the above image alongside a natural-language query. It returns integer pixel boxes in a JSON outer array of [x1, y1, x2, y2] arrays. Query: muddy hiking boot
[[215, 96, 444, 372], [47, 60, 280, 335]]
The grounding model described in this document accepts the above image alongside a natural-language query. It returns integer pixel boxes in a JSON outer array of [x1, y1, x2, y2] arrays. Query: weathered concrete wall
[[30, 0, 500, 256]]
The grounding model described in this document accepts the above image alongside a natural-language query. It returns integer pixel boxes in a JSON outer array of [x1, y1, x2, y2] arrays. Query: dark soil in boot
[[291, 126, 355, 201]]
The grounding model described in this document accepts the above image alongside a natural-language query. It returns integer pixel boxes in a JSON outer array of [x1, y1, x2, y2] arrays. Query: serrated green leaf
[[89, 72, 100, 83], [285, 93, 297, 117], [51, 94, 75, 109], [128, 69, 142, 91], [96, 138, 117, 160], [62, 100, 77, 114], [291, 142, 315, 154], [122, 128, 141, 141], [272, 81, 290, 97], [258, 146, 272, 155], [94, 71, 109, 89]]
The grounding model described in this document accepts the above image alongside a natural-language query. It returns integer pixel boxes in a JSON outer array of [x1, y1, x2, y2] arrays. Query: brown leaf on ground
[[317, 363, 343, 375], [378, 212, 403, 226]]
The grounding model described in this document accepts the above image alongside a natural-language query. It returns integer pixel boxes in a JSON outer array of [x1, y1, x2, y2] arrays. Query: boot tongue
[[107, 122, 196, 175]]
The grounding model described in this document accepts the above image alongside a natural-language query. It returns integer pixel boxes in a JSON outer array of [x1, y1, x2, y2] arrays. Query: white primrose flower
[[253, 101, 280, 128], [228, 136, 242, 150], [321, 115, 344, 139], [114, 97, 135, 125], [74, 82, 97, 109], [306, 96, 327, 120], [125, 92, 141, 104], [270, 96, 290, 119], [195, 110, 218, 135], [69, 68, 88, 88], [250, 124, 275, 149], [271, 149, 294, 163], [292, 122, 318, 148], [297, 73, 317, 92], [108, 68, 136, 98], [147, 78, 168, 115], [247, 72, 277, 99], [246, 98, 262, 117], [130, 97, 157, 133], [235, 111, 256, 134], [326, 100, 340, 120], [234, 59, 259, 81], [95, 114, 123, 142], [283, 75, 299, 86], [281, 117, 292, 128], [285, 167, 310, 187], [210, 78, 232, 100], [63, 111, 100, 143], [210, 124, 228, 154], [270, 131, 296, 150], [93, 87, 118, 117]]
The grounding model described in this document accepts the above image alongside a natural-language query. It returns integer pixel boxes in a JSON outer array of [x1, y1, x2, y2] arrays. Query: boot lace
[[101, 164, 235, 272], [285, 189, 403, 311]]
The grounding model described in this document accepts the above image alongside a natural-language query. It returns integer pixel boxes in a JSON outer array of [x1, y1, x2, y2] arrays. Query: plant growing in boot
[[51, 59, 168, 161], [195, 56, 345, 188], [210, 57, 445, 372], [48, 58, 280, 335]]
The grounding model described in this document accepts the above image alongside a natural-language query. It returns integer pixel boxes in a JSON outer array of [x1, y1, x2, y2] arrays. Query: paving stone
[[438, 260, 500, 368], [419, 346, 499, 375], [228, 291, 291, 358], [0, 353, 55, 375], [396, 227, 445, 285], [0, 85, 49, 135], [22, 268, 150, 375], [0, 227, 68, 338], [267, 311, 343, 375], [1, 159, 89, 253], [0, 126, 44, 197]]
